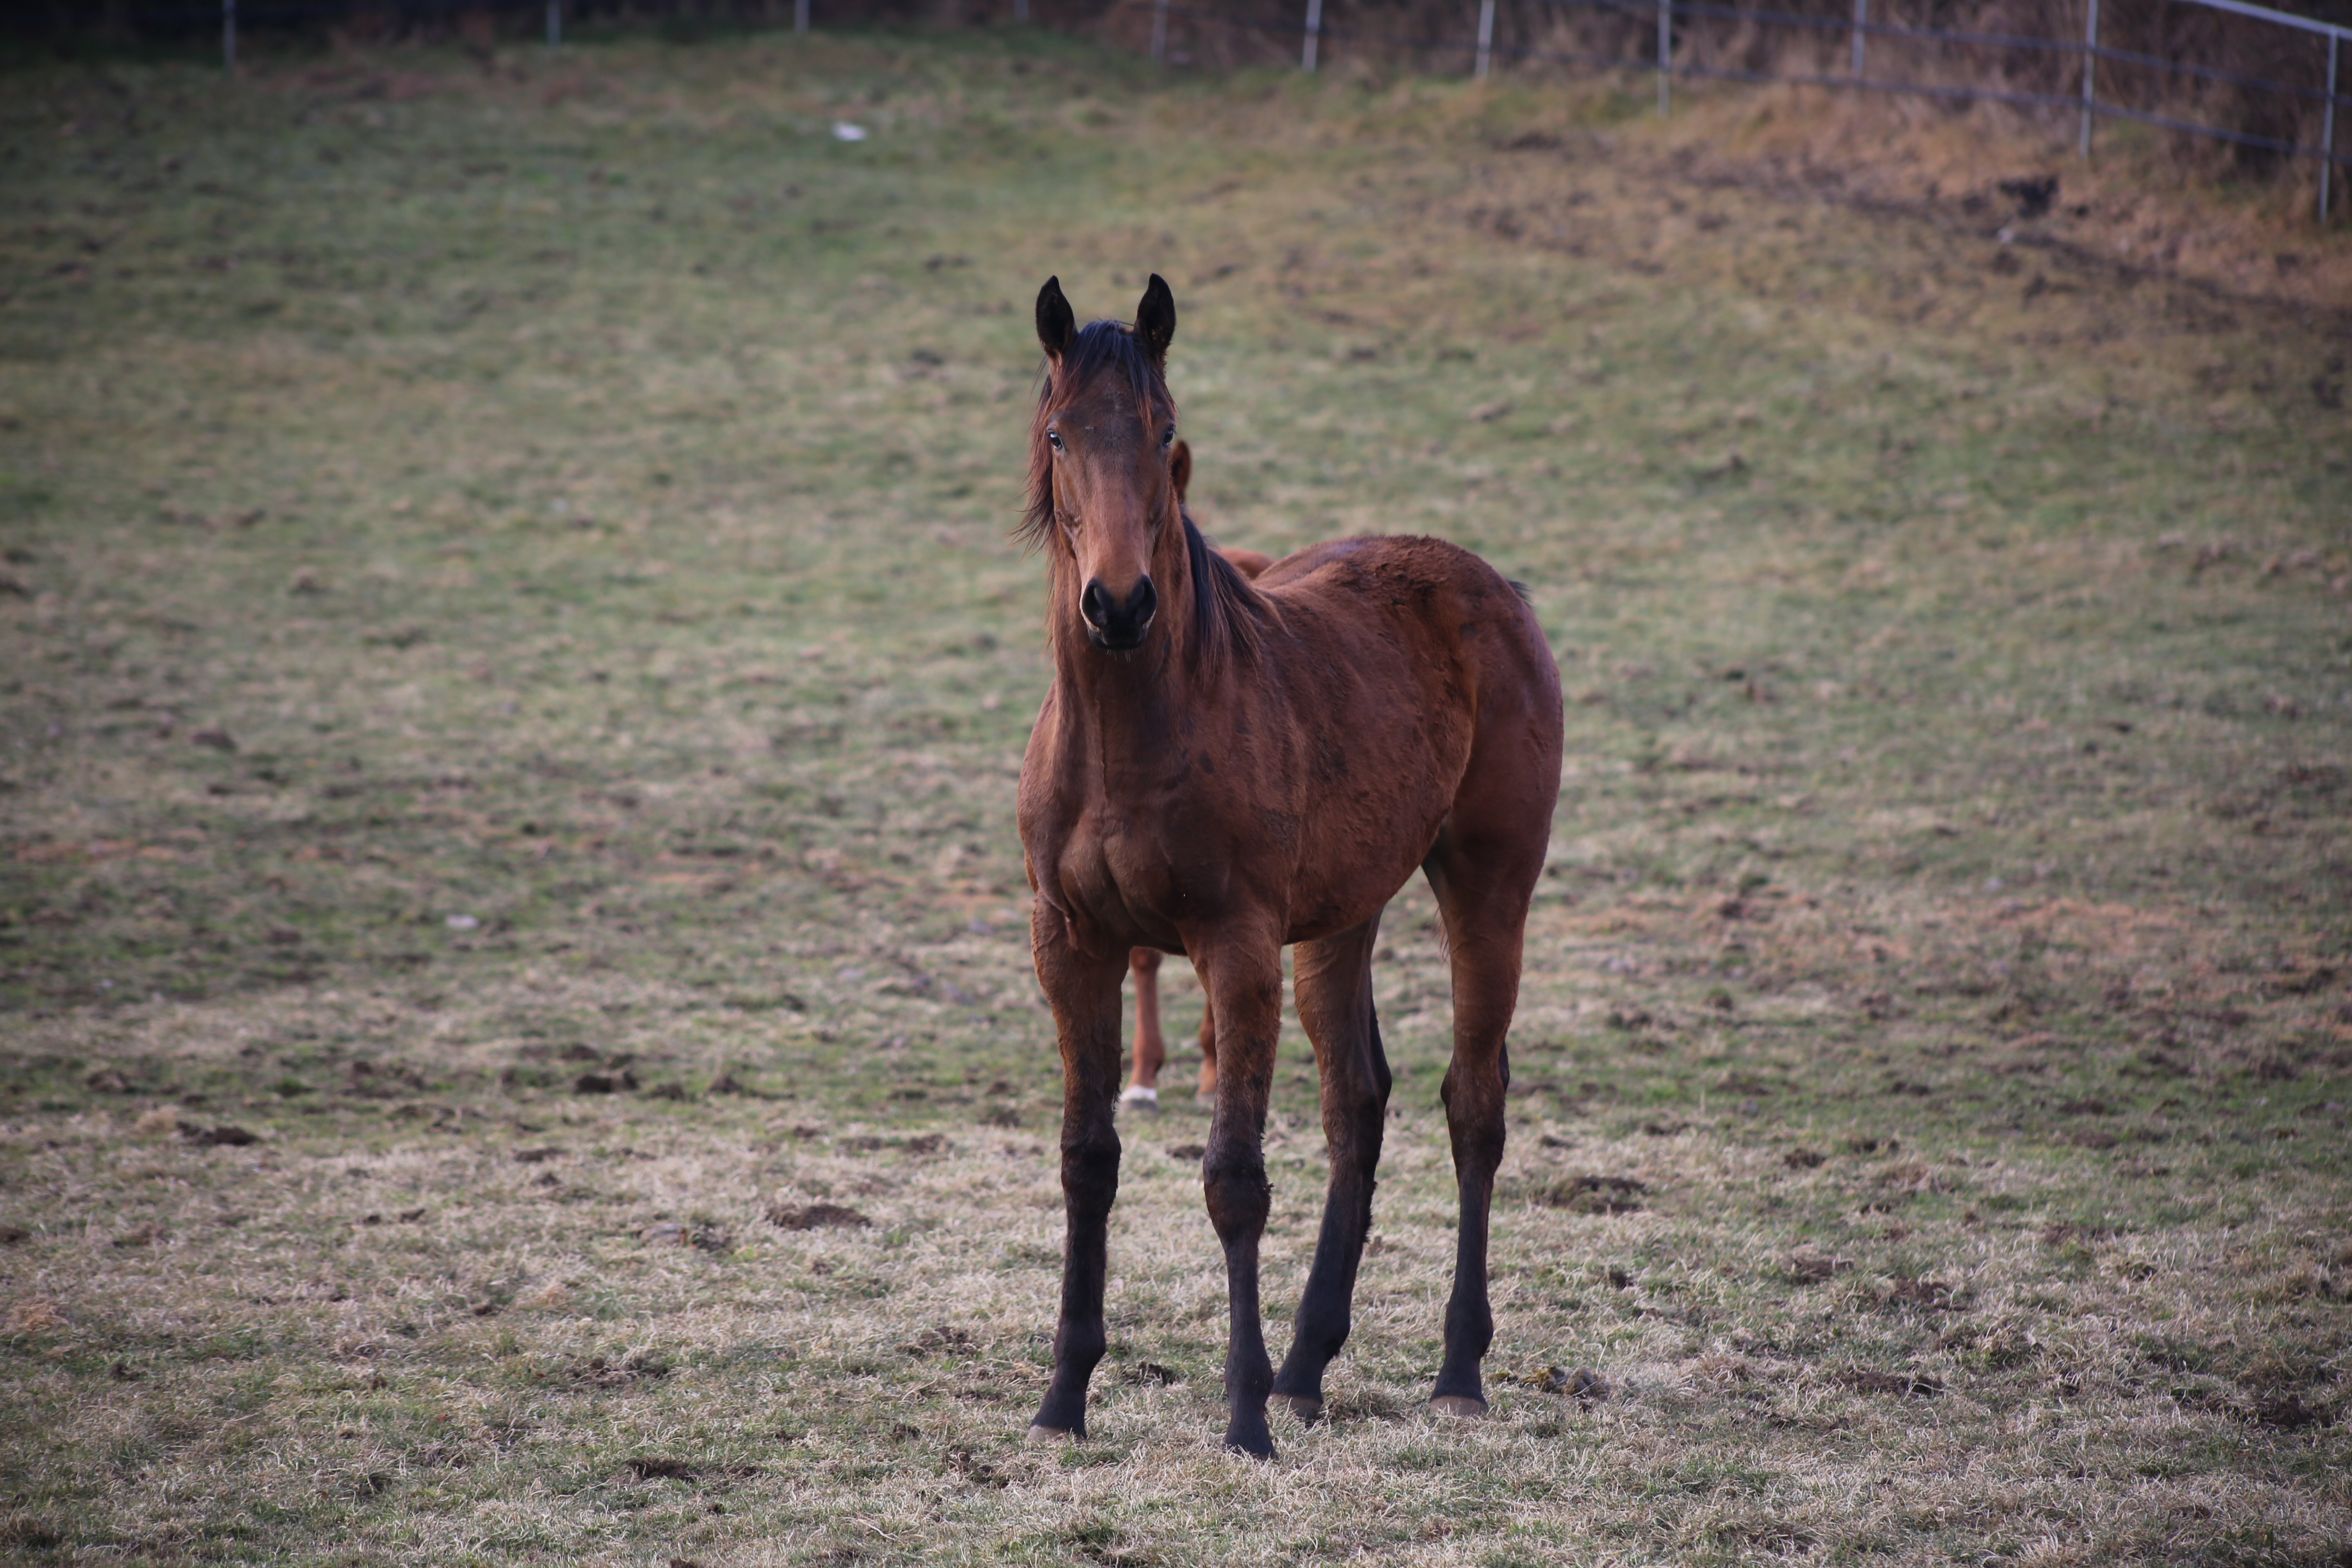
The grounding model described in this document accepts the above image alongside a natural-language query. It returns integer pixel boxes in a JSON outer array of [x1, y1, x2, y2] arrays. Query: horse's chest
[[1062, 807, 1231, 929], [1072, 819, 1177, 898]]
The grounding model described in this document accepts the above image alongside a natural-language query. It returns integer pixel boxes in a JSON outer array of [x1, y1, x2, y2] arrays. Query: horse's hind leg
[[1122, 949, 1165, 1106], [1127, 949, 1219, 1103], [1423, 820, 1546, 1419], [1028, 925, 1132, 1443], [1196, 983, 1219, 1100], [1270, 916, 1389, 1425]]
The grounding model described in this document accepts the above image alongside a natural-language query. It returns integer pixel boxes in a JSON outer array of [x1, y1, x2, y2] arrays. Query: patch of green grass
[[0, 20, 2348, 1568]]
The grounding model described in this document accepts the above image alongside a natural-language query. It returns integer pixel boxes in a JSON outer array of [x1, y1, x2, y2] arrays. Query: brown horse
[[1018, 274, 1563, 1459], [1119, 439, 1260, 1110]]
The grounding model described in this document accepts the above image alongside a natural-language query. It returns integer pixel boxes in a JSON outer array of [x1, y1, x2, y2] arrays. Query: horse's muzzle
[[1081, 575, 1157, 651]]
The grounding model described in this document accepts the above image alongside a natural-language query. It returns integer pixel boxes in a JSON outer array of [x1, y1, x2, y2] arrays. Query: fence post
[[2324, 34, 2340, 223], [223, 0, 234, 71], [1151, 0, 1169, 60], [796, 0, 809, 32], [1657, 0, 1670, 114], [1475, 0, 1496, 78], [1850, 0, 1865, 79], [546, 0, 559, 47], [1302, 0, 1322, 70], [2079, 0, 2098, 158]]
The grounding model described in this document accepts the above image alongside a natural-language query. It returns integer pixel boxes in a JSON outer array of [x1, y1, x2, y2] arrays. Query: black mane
[[1180, 506, 1267, 679]]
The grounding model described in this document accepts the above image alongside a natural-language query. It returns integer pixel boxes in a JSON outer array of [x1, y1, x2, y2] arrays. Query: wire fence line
[[15, 0, 2345, 220], [1136, 0, 2347, 220]]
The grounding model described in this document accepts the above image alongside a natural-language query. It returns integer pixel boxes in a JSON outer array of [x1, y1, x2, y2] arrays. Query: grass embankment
[[1, 27, 2347, 1566]]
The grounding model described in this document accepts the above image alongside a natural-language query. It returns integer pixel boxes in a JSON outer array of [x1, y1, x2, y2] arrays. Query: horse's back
[[1258, 535, 1558, 697], [1258, 533, 1512, 605]]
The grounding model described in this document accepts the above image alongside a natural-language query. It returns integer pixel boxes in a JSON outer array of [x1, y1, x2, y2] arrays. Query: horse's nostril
[[1082, 576, 1155, 645]]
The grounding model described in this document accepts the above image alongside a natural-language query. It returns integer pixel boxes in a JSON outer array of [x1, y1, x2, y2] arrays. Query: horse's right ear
[[1169, 439, 1192, 505], [1036, 276, 1075, 364]]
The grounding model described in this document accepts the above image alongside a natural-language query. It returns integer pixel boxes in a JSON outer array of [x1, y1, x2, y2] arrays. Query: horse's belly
[[1282, 811, 1445, 944], [1067, 753, 1453, 951]]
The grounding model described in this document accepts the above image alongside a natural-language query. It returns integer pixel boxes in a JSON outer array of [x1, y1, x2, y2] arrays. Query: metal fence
[[28, 0, 2350, 222], [1141, 0, 2349, 220]]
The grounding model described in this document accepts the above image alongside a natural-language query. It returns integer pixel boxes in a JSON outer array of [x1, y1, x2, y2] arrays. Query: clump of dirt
[[1877, 1275, 1961, 1311], [766, 1202, 871, 1231], [1838, 1368, 1945, 1396], [1544, 1174, 1648, 1214], [640, 1221, 731, 1253], [1526, 1365, 1612, 1401], [573, 1352, 669, 1387], [181, 1124, 259, 1147], [2249, 1394, 2334, 1430]]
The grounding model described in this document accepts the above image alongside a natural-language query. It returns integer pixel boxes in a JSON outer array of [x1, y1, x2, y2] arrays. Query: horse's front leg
[[1193, 935, 1284, 1458], [1027, 920, 1131, 1442]]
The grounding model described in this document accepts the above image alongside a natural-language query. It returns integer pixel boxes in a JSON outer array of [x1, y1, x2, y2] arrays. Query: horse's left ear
[[1135, 274, 1176, 368], [1169, 439, 1192, 505]]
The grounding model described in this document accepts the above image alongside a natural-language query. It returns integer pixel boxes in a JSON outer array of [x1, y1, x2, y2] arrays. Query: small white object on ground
[[445, 913, 480, 930], [832, 122, 868, 142]]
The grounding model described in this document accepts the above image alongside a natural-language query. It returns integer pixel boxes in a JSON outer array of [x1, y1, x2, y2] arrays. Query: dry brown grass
[[1105, 0, 2352, 242]]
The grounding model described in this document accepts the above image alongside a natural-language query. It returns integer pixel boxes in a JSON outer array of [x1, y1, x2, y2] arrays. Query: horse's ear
[[1135, 273, 1176, 368], [1168, 439, 1192, 504], [1035, 276, 1075, 364]]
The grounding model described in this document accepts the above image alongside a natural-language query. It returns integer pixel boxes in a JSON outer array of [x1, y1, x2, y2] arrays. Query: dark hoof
[[1223, 1421, 1276, 1459], [1275, 1393, 1323, 1425], [1026, 1423, 1077, 1444], [1429, 1394, 1488, 1420]]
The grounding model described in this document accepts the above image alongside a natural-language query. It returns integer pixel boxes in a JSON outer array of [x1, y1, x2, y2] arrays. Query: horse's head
[[1027, 274, 1181, 654]]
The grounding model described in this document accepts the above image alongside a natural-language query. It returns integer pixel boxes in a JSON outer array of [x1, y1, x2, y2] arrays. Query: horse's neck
[[1047, 568, 1200, 774]]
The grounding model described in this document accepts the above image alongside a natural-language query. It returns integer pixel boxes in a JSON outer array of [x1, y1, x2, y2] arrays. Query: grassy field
[[2, 22, 2349, 1565]]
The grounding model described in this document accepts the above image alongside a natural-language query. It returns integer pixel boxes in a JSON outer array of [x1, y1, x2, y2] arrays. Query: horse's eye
[[1160, 426, 1175, 448], [1047, 430, 1063, 452]]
